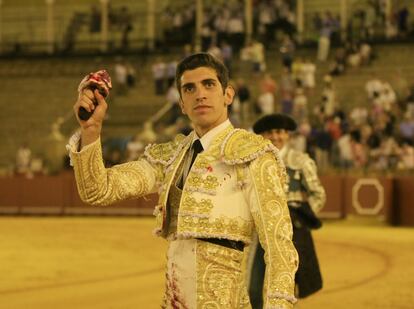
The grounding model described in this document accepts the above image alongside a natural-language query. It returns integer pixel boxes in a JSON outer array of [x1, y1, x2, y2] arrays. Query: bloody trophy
[[77, 70, 112, 121]]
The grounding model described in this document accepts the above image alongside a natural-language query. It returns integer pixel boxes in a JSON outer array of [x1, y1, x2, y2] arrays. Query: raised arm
[[69, 87, 161, 206]]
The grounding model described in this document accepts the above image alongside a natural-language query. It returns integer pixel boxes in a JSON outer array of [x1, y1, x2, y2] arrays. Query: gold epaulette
[[144, 134, 188, 166], [221, 129, 277, 164], [221, 128, 287, 189], [286, 149, 311, 170]]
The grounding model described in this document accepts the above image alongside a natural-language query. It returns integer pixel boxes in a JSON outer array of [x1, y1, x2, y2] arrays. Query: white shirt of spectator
[[258, 92, 274, 115]]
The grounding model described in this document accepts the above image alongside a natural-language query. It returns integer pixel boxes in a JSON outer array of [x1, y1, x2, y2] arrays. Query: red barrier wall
[[343, 176, 394, 223], [393, 176, 414, 226], [0, 172, 154, 215], [0, 172, 412, 226], [319, 175, 345, 219]]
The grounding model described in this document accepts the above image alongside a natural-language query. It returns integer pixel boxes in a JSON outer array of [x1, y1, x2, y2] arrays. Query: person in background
[[152, 58, 166, 95], [15, 142, 31, 175], [249, 113, 326, 308]]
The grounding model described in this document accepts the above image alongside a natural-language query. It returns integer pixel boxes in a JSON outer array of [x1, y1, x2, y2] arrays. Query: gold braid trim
[[144, 133, 190, 166], [221, 129, 287, 188], [249, 152, 298, 308], [71, 138, 156, 206]]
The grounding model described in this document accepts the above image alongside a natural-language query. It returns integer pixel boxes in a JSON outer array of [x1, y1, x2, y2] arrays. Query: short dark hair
[[175, 53, 229, 95]]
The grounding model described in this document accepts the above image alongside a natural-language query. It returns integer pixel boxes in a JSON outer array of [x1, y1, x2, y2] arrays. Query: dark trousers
[[249, 244, 265, 309], [249, 226, 323, 307]]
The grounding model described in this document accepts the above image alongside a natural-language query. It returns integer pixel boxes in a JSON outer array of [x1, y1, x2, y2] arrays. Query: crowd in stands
[[160, 0, 295, 52], [88, 37, 413, 175], [63, 4, 134, 53], [8, 1, 414, 176]]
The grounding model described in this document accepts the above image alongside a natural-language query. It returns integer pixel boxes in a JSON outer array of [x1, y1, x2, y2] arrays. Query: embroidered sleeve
[[246, 152, 298, 308], [301, 157, 326, 213], [69, 137, 161, 206]]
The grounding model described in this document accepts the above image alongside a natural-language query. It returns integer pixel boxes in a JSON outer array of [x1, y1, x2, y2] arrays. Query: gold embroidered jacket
[[69, 125, 298, 308]]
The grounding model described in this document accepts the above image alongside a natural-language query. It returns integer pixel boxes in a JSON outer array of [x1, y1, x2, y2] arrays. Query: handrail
[[147, 101, 174, 124]]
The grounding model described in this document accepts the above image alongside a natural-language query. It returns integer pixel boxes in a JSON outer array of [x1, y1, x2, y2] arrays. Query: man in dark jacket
[[248, 113, 326, 308]]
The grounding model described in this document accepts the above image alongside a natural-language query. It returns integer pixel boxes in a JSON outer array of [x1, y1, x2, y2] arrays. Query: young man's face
[[261, 128, 290, 150], [179, 67, 234, 136]]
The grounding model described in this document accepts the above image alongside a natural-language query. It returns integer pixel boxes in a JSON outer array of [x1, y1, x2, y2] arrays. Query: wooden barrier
[[0, 176, 21, 214], [319, 175, 345, 219], [393, 176, 414, 226], [0, 172, 154, 216], [0, 172, 412, 226], [343, 176, 394, 223]]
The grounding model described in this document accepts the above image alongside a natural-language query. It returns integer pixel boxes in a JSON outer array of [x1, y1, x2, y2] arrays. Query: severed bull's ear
[[77, 70, 112, 121]]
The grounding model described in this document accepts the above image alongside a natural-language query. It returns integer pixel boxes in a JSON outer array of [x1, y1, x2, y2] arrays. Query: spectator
[[247, 40, 266, 74], [291, 57, 304, 86], [152, 58, 166, 95], [279, 67, 295, 115], [399, 113, 414, 144], [350, 106, 369, 127], [89, 5, 101, 33], [126, 62, 136, 88], [119, 6, 133, 50], [365, 76, 383, 101], [317, 11, 333, 62], [200, 21, 213, 51], [337, 130, 353, 169], [280, 34, 295, 70], [380, 82, 397, 112], [15, 142, 32, 175], [235, 78, 251, 124], [397, 141, 414, 170], [313, 125, 332, 171], [321, 75, 337, 117], [350, 130, 367, 168], [256, 90, 275, 115], [292, 87, 308, 123], [227, 12, 245, 52], [260, 73, 277, 94], [207, 43, 222, 60], [114, 58, 128, 95], [397, 6, 409, 37], [166, 60, 177, 88], [126, 133, 145, 162], [329, 47, 346, 76], [302, 58, 316, 90], [359, 42, 372, 65], [220, 41, 233, 77], [166, 84, 181, 125]]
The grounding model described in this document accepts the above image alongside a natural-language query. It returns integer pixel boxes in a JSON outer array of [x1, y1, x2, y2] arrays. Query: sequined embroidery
[[186, 174, 220, 195], [181, 196, 214, 214], [177, 215, 253, 244], [71, 139, 158, 206], [196, 240, 251, 308], [249, 152, 298, 307]]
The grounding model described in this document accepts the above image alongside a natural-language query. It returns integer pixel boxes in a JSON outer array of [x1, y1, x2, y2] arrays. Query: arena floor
[[0, 216, 413, 309]]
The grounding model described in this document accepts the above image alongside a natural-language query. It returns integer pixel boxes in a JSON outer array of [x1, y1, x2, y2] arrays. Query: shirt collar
[[192, 119, 232, 151], [279, 145, 288, 157]]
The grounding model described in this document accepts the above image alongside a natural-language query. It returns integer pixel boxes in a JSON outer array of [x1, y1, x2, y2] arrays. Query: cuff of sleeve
[[66, 130, 100, 166], [266, 292, 297, 308]]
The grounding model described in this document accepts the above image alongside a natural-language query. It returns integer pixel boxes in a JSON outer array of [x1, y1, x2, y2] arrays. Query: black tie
[[189, 139, 204, 170], [178, 139, 203, 189]]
